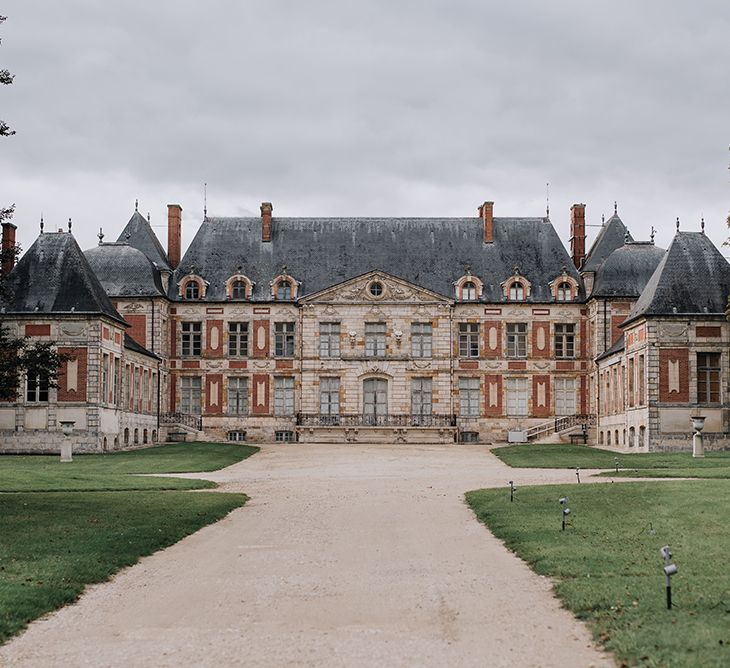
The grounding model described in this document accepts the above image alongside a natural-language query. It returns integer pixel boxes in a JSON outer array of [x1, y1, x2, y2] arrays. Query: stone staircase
[[525, 414, 597, 444]]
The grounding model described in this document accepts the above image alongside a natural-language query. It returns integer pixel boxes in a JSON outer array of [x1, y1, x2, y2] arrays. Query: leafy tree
[[0, 16, 67, 402]]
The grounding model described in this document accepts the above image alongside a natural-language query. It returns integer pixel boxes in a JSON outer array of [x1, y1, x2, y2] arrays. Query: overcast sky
[[1, 1, 728, 259]]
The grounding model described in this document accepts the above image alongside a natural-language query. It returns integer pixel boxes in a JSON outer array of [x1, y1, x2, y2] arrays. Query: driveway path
[[0, 443, 614, 667]]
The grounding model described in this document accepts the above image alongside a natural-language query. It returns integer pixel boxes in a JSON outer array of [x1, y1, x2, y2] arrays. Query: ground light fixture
[[614, 457, 620, 474], [575, 467, 581, 484], [508, 480, 516, 502], [559, 496, 570, 531], [660, 545, 678, 610]]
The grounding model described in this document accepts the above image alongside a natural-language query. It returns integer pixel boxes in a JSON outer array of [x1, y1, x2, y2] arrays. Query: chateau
[[2, 199, 729, 452]]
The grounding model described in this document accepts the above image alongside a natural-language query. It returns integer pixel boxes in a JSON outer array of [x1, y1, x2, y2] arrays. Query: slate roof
[[124, 332, 160, 360], [624, 232, 730, 326], [1, 232, 125, 324], [85, 243, 165, 297], [582, 213, 633, 273], [117, 211, 171, 272], [172, 216, 584, 302], [591, 242, 666, 298]]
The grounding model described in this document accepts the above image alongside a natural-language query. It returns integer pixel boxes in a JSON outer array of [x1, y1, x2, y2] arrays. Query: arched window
[[277, 280, 292, 300], [509, 282, 524, 301], [231, 280, 247, 300], [185, 281, 200, 299], [462, 281, 477, 301], [143, 428, 148, 444], [124, 428, 129, 445], [133, 428, 139, 444], [557, 282, 572, 301]]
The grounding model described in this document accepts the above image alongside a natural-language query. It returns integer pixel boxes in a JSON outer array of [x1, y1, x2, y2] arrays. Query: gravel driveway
[[0, 443, 614, 667]]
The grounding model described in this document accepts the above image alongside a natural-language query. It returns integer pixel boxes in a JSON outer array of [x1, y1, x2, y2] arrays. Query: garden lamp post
[[690, 416, 705, 458], [60, 420, 75, 462]]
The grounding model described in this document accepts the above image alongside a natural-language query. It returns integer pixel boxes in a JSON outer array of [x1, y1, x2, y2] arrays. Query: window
[[184, 281, 200, 299], [411, 377, 433, 424], [556, 282, 573, 301], [113, 358, 121, 405], [228, 377, 249, 415], [180, 376, 202, 414], [628, 357, 635, 407], [102, 353, 109, 403], [459, 323, 480, 358], [275, 430, 295, 442], [274, 322, 295, 357], [509, 282, 524, 301], [319, 322, 341, 358], [365, 322, 386, 357], [506, 323, 527, 358], [363, 378, 388, 423], [369, 281, 383, 297], [462, 281, 477, 301], [638, 355, 645, 406], [411, 322, 432, 358], [274, 376, 295, 415], [319, 377, 340, 422], [26, 372, 49, 402], [228, 430, 247, 442], [554, 377, 576, 415], [231, 280, 247, 300], [181, 322, 202, 356], [276, 280, 292, 300], [697, 353, 721, 403], [506, 377, 528, 416], [228, 322, 249, 357], [459, 377, 480, 416], [554, 324, 575, 359], [124, 364, 131, 409]]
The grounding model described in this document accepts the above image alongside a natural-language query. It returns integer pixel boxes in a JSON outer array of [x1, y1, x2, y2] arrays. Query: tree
[[0, 15, 67, 402]]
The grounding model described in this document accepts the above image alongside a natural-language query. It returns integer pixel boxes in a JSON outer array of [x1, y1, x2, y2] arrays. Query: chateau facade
[[2, 198, 729, 452]]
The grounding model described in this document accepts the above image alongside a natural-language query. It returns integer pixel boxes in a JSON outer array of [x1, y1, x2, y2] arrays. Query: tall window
[[509, 282, 524, 301], [319, 322, 341, 358], [411, 377, 433, 424], [697, 353, 721, 403], [124, 364, 131, 409], [181, 322, 202, 356], [274, 376, 295, 415], [411, 322, 433, 358], [459, 323, 480, 358], [554, 377, 576, 415], [184, 281, 199, 299], [319, 377, 340, 422], [628, 357, 635, 407], [506, 323, 527, 358], [276, 280, 292, 300], [462, 281, 477, 301], [113, 358, 121, 405], [506, 377, 528, 416], [365, 322, 386, 357], [143, 369, 149, 412], [554, 324, 575, 359], [274, 322, 295, 357], [459, 377, 480, 416], [228, 377, 249, 415], [228, 322, 249, 357], [26, 372, 49, 402], [556, 282, 572, 301], [180, 376, 202, 414], [637, 354, 645, 406], [231, 280, 247, 299], [102, 353, 109, 403]]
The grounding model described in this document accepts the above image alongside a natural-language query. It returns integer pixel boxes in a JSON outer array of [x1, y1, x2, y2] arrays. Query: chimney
[[167, 204, 182, 270], [479, 201, 494, 243], [261, 202, 273, 242], [570, 203, 586, 270], [1, 221, 17, 276]]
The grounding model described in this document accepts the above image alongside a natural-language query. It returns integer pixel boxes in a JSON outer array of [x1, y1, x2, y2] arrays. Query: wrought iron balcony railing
[[296, 413, 456, 428], [160, 412, 202, 431]]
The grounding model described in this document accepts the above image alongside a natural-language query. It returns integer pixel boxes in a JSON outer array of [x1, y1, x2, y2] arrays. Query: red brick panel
[[610, 315, 625, 346], [508, 361, 526, 370], [556, 361, 574, 370], [484, 374, 502, 416], [229, 360, 248, 369], [205, 319, 224, 357], [57, 347, 88, 402], [483, 321, 502, 358], [252, 320, 270, 358], [169, 372, 177, 412], [580, 319, 587, 358], [170, 320, 177, 357], [459, 360, 478, 370], [125, 314, 146, 347], [532, 374, 551, 417], [25, 324, 50, 336], [205, 373, 223, 414], [251, 373, 270, 414], [696, 326, 721, 338], [532, 321, 550, 358], [276, 359, 294, 369], [102, 326, 110, 340], [659, 348, 689, 403], [580, 375, 588, 414], [182, 360, 200, 368]]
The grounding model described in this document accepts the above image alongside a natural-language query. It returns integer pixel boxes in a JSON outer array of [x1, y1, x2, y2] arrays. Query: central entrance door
[[363, 378, 388, 425]]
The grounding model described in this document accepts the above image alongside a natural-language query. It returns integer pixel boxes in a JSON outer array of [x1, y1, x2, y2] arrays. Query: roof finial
[[98, 227, 104, 245], [125, 230, 131, 241], [68, 217, 72, 233], [546, 182, 550, 219], [135, 198, 139, 212], [614, 201, 617, 215], [601, 213, 605, 225], [676, 217, 680, 232], [701, 216, 705, 234], [147, 211, 150, 222], [650, 226, 656, 244], [40, 213, 44, 235], [624, 229, 630, 244], [203, 182, 208, 221]]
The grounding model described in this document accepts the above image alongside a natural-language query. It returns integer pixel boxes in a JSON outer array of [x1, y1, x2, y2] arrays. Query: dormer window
[[185, 281, 200, 299], [271, 273, 299, 300], [501, 272, 531, 301], [454, 275, 483, 301], [509, 282, 524, 301], [463, 281, 477, 301], [177, 274, 207, 299], [549, 273, 578, 302], [231, 281, 246, 299], [225, 274, 253, 300], [277, 280, 292, 300], [557, 282, 572, 302]]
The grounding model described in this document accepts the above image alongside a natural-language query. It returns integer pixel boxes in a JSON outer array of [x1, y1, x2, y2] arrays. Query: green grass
[[0, 442, 260, 491], [466, 481, 730, 667], [493, 444, 730, 478], [0, 442, 258, 644]]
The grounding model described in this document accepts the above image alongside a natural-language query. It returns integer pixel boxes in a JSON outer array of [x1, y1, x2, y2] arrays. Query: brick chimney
[[1, 221, 17, 276], [479, 201, 494, 243], [570, 203, 586, 270], [167, 204, 182, 270], [261, 202, 273, 242]]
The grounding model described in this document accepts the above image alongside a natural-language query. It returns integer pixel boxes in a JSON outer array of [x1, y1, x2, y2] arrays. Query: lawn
[[467, 481, 730, 668], [0, 442, 258, 644], [493, 443, 730, 478]]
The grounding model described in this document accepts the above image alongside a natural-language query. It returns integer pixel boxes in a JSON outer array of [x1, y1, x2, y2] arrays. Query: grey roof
[[624, 232, 730, 326], [124, 332, 160, 360], [85, 243, 165, 297], [591, 242, 666, 298], [117, 211, 171, 272], [595, 333, 625, 362], [582, 213, 633, 272], [172, 216, 584, 302], [1, 232, 125, 324]]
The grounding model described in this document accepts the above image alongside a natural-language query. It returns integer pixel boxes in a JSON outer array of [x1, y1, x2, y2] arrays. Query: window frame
[[459, 377, 480, 416], [181, 321, 202, 357], [274, 376, 295, 416], [227, 376, 249, 416], [228, 321, 249, 357], [180, 376, 202, 414], [365, 322, 387, 357], [697, 352, 721, 404], [184, 281, 200, 300], [506, 323, 527, 359], [554, 323, 575, 360], [274, 321, 296, 357], [319, 322, 341, 358], [411, 322, 433, 358], [458, 322, 480, 358]]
